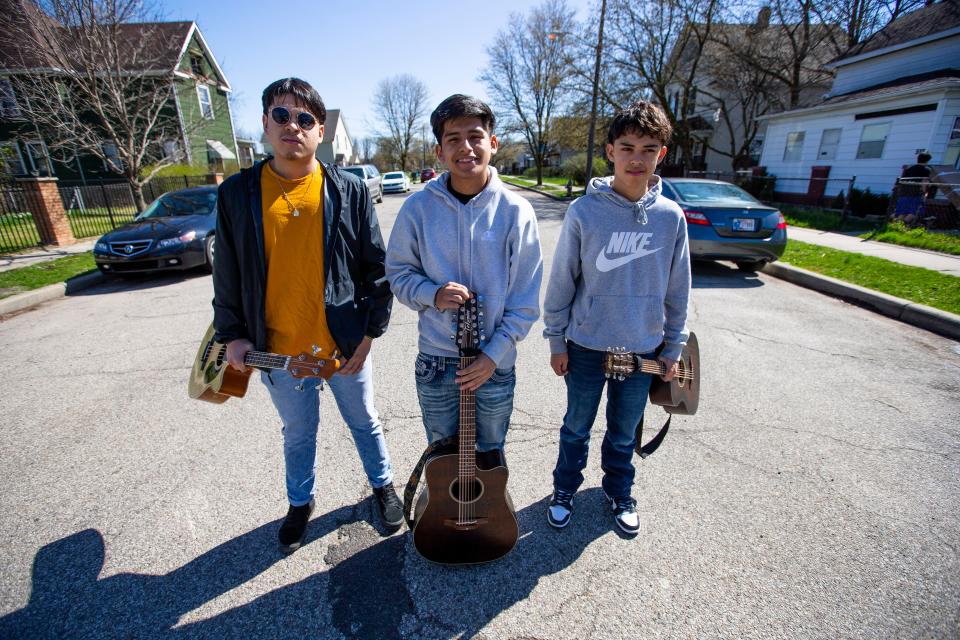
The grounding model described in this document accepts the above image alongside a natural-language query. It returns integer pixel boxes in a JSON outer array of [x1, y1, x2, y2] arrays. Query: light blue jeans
[[261, 359, 393, 507], [413, 352, 516, 451]]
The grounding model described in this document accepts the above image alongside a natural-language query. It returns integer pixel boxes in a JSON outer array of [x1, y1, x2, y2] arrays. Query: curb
[[761, 261, 960, 341], [0, 270, 105, 317]]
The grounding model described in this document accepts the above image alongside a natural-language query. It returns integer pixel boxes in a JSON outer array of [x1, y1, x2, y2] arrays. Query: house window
[[0, 79, 21, 118], [197, 84, 214, 120], [101, 141, 122, 172], [856, 123, 889, 159], [817, 128, 841, 161], [943, 117, 960, 168], [0, 142, 26, 175], [686, 87, 697, 116], [24, 140, 52, 176], [162, 139, 181, 161], [190, 54, 203, 76], [783, 131, 805, 162]]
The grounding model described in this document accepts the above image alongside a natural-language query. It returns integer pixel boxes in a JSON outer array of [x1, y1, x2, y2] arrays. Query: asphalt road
[[1, 182, 958, 639]]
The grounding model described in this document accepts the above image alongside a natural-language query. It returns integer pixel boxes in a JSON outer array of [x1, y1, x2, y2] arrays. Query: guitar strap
[[402, 435, 457, 530], [635, 413, 672, 459]]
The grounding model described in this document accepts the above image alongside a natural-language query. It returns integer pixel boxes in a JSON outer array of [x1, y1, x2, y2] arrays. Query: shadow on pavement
[[1, 491, 612, 639], [692, 260, 765, 289]]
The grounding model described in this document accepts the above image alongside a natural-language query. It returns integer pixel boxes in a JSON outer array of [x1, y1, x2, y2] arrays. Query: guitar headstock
[[603, 347, 636, 381], [454, 294, 484, 357], [288, 352, 342, 380]]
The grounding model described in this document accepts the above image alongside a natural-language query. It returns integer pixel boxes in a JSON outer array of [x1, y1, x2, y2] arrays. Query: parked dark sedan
[[661, 178, 787, 271], [93, 186, 217, 275]]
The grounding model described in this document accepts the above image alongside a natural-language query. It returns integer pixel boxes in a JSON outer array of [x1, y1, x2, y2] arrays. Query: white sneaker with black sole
[[605, 493, 639, 535], [547, 489, 575, 529]]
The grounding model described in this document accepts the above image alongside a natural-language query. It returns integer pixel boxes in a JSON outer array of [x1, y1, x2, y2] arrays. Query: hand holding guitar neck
[[226, 339, 254, 372], [434, 282, 471, 311]]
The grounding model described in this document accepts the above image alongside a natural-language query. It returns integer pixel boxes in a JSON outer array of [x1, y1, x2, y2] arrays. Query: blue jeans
[[260, 359, 393, 506], [552, 341, 654, 499], [413, 353, 516, 451]]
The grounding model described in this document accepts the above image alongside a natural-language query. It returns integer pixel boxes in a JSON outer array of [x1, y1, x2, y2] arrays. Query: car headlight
[[94, 241, 109, 253], [157, 230, 197, 248]]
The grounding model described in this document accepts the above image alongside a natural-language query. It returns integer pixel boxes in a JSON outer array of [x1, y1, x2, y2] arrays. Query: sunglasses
[[270, 106, 318, 131]]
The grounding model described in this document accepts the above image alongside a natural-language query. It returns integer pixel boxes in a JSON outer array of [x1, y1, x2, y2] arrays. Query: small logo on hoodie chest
[[595, 231, 662, 272]]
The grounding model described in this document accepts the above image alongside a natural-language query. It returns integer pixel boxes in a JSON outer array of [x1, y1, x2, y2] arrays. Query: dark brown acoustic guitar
[[411, 296, 519, 564], [603, 332, 700, 415], [188, 322, 341, 403]]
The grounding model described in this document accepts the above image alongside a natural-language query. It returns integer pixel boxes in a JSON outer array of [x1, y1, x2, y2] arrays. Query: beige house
[[316, 109, 354, 166]]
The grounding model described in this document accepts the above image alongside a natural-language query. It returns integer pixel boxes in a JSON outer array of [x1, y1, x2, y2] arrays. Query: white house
[[757, 1, 960, 198], [316, 109, 354, 166]]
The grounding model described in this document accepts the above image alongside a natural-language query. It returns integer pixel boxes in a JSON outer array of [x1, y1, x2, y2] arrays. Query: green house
[[0, 6, 238, 182]]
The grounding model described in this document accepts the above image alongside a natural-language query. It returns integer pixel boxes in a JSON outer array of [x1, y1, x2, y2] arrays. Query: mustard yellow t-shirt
[[260, 162, 338, 358]]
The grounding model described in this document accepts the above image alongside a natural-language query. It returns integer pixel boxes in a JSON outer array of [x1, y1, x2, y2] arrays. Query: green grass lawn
[[0, 252, 97, 300], [781, 206, 877, 232], [780, 240, 960, 315], [862, 221, 960, 256], [501, 175, 585, 198]]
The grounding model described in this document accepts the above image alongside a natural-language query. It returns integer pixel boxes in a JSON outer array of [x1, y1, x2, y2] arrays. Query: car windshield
[[344, 167, 365, 179], [671, 182, 759, 204], [384, 172, 404, 179], [137, 191, 217, 219]]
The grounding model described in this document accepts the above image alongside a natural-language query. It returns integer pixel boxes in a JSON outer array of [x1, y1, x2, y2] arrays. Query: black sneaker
[[606, 494, 640, 535], [278, 500, 314, 552], [372, 483, 404, 531], [547, 489, 575, 529]]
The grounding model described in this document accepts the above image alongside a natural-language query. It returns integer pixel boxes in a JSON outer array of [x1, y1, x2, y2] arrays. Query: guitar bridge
[[443, 518, 489, 530]]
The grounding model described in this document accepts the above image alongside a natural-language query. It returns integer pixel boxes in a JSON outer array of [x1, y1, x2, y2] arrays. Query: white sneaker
[[547, 489, 575, 528], [607, 493, 639, 535]]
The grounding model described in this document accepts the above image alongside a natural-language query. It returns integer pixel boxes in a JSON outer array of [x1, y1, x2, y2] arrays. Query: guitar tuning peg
[[295, 381, 305, 392], [480, 333, 486, 341], [311, 344, 320, 355], [450, 334, 456, 341]]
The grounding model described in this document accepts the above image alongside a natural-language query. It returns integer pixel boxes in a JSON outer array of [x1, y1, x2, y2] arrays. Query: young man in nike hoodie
[[386, 94, 543, 454], [543, 100, 690, 535]]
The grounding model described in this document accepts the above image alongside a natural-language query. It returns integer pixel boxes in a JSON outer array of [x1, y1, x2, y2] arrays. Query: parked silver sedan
[[661, 178, 787, 271]]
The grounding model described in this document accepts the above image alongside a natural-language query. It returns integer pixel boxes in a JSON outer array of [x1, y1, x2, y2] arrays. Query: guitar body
[[412, 453, 518, 565], [649, 332, 700, 415]]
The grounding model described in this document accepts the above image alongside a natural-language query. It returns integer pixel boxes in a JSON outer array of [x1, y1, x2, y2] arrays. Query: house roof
[[830, 1, 960, 66], [0, 1, 228, 88], [757, 68, 960, 120]]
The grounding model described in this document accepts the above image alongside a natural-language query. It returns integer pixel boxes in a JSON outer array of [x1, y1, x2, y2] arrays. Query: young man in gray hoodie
[[543, 101, 690, 535], [386, 94, 542, 453]]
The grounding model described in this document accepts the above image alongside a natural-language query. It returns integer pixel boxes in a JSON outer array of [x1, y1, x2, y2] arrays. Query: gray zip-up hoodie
[[543, 175, 690, 360], [386, 168, 543, 368]]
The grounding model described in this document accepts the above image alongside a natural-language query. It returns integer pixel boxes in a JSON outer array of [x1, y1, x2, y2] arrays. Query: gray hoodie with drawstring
[[386, 168, 543, 368], [543, 175, 690, 360]]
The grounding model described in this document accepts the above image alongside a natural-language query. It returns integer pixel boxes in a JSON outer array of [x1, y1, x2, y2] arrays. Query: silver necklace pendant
[[293, 209, 300, 217]]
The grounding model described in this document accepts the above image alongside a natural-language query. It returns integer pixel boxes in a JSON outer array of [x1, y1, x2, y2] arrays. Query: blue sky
[[162, 0, 596, 142]]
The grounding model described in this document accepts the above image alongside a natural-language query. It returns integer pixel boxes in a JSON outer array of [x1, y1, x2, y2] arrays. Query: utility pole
[[585, 0, 606, 184]]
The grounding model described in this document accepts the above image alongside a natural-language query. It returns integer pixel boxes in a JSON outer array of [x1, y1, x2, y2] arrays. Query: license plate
[[732, 217, 757, 232]]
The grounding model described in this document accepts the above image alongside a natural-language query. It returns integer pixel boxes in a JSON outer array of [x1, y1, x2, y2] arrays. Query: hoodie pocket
[[576, 295, 663, 348]]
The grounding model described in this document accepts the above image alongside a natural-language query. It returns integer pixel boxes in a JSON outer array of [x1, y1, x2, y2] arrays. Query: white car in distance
[[382, 171, 410, 194]]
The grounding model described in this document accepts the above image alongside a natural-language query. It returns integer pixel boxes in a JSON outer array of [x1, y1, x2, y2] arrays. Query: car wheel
[[735, 259, 767, 273], [376, 188, 383, 204], [203, 234, 215, 273]]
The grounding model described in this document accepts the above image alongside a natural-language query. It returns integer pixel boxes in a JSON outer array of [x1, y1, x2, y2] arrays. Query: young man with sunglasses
[[212, 77, 402, 551]]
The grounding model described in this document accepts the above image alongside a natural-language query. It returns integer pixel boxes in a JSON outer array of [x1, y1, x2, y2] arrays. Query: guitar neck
[[459, 355, 477, 469], [636, 356, 668, 376], [242, 351, 291, 371]]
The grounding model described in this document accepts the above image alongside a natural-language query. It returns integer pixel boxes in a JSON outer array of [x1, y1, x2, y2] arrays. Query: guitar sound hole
[[677, 360, 686, 388], [449, 477, 484, 504]]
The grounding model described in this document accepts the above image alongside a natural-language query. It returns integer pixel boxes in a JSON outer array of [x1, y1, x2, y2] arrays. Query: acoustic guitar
[[187, 322, 341, 403], [602, 332, 700, 415], [411, 296, 519, 564]]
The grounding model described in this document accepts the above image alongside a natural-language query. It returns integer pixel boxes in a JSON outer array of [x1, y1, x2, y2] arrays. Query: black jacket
[[212, 159, 392, 358]]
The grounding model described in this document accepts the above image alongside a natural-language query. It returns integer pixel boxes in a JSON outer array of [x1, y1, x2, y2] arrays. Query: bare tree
[[814, 0, 926, 49], [1, 0, 194, 210], [371, 75, 428, 172], [480, 0, 576, 186], [601, 0, 725, 169]]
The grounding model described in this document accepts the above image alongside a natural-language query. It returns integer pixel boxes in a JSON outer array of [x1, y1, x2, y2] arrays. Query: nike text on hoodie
[[386, 167, 544, 369], [542, 175, 691, 361]]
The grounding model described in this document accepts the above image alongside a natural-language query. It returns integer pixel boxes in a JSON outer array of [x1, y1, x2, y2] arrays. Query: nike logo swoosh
[[595, 247, 662, 272]]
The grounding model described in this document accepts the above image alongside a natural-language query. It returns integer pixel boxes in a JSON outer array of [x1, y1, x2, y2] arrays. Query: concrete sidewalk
[[787, 226, 960, 276], [0, 238, 97, 273]]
